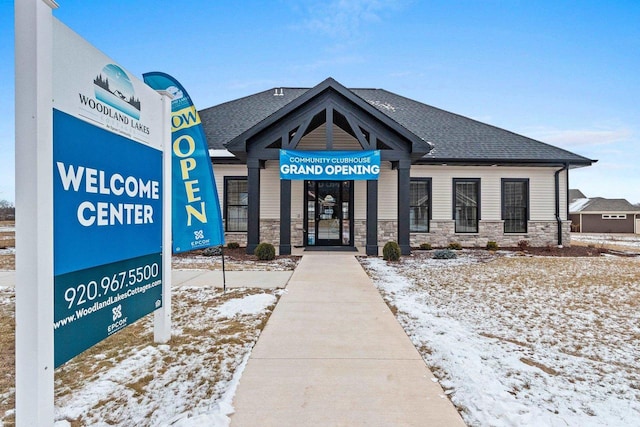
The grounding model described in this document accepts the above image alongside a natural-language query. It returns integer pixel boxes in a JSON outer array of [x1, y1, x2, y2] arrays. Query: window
[[502, 179, 529, 233], [602, 214, 626, 220], [453, 179, 480, 233], [410, 178, 431, 232], [224, 177, 248, 232]]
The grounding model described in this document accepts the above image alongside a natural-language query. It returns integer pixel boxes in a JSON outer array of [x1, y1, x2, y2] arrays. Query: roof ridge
[[199, 87, 311, 113]]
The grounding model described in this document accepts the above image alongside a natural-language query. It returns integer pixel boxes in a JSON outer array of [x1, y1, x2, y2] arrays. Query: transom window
[[410, 178, 431, 232], [502, 179, 529, 233], [224, 177, 248, 232], [602, 214, 626, 220], [453, 179, 480, 233]]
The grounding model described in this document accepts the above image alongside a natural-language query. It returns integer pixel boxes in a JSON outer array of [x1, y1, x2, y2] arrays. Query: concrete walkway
[[230, 254, 466, 427]]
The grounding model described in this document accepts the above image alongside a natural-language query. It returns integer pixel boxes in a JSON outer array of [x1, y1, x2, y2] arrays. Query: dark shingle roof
[[569, 197, 640, 213], [569, 189, 587, 202], [199, 80, 594, 166], [200, 88, 308, 152]]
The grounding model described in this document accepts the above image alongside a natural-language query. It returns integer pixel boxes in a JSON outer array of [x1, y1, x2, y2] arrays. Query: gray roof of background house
[[199, 80, 594, 166], [569, 189, 587, 202], [569, 197, 640, 213]]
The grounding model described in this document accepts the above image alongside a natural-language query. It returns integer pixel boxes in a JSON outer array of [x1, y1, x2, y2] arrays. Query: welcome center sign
[[51, 20, 166, 367], [280, 150, 381, 180]]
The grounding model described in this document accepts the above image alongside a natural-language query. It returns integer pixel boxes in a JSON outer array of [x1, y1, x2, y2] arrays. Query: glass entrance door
[[305, 181, 352, 246]]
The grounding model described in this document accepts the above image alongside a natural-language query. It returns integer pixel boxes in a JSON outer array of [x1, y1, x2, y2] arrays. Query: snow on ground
[[56, 288, 276, 427], [361, 251, 640, 427], [215, 293, 277, 318], [52, 287, 280, 426], [1, 285, 281, 427]]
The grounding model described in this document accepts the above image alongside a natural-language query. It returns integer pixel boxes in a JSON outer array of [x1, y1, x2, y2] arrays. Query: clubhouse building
[[199, 78, 594, 255]]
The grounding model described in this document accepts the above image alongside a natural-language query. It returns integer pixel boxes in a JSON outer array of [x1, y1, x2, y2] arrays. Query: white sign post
[[15, 1, 57, 425], [15, 1, 172, 424]]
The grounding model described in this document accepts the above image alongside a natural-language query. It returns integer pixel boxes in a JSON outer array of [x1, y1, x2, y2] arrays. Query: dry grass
[[172, 255, 299, 271], [571, 233, 640, 253], [0, 221, 15, 270], [571, 239, 640, 253], [0, 288, 15, 426], [0, 255, 13, 270]]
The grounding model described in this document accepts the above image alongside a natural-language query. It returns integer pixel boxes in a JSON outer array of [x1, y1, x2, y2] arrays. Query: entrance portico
[[225, 78, 432, 255]]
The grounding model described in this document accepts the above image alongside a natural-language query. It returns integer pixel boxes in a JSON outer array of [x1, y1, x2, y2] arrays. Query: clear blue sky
[[2, 0, 639, 204]]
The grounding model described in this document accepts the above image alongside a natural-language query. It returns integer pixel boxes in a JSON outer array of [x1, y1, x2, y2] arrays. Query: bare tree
[[0, 200, 15, 220]]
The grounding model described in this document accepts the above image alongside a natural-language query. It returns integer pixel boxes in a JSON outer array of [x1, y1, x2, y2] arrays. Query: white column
[[154, 91, 173, 343], [15, 0, 58, 425]]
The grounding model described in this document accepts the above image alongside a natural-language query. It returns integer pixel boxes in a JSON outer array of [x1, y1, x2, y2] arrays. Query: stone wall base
[[223, 219, 572, 250], [410, 220, 572, 248]]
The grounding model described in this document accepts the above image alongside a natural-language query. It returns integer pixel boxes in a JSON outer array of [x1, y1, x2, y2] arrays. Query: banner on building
[[280, 150, 381, 180], [143, 72, 224, 253]]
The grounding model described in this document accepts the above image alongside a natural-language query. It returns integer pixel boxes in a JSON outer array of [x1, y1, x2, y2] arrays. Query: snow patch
[[215, 293, 276, 318]]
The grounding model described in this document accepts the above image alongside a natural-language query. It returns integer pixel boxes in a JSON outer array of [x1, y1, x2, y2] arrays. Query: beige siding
[[297, 124, 362, 150], [411, 165, 565, 221], [291, 180, 304, 222], [378, 162, 397, 220], [213, 164, 248, 219], [260, 161, 280, 219], [354, 180, 367, 220]]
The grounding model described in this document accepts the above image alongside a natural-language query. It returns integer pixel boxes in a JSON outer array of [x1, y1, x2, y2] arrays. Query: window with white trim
[[602, 214, 626, 219]]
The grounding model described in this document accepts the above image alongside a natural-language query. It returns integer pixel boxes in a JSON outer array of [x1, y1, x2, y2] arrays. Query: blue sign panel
[[279, 150, 381, 180], [53, 109, 163, 275], [53, 253, 162, 367], [53, 108, 163, 366]]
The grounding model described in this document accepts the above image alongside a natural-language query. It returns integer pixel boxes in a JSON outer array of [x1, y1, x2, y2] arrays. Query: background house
[[569, 189, 640, 233]]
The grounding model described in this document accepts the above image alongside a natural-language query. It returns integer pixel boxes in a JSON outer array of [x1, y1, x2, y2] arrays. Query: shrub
[[203, 246, 222, 256], [517, 240, 530, 250], [227, 242, 240, 249], [419, 243, 432, 250], [448, 242, 463, 250], [383, 241, 401, 261], [254, 242, 276, 260], [433, 249, 457, 259], [486, 241, 499, 251]]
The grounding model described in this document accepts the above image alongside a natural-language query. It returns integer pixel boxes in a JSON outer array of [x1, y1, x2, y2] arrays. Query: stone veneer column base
[[409, 220, 572, 248]]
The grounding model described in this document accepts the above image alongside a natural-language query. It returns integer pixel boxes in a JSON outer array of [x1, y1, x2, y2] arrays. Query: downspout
[[555, 163, 569, 247]]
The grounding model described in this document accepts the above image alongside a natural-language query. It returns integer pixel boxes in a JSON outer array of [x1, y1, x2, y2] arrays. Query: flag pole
[[221, 245, 227, 293]]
